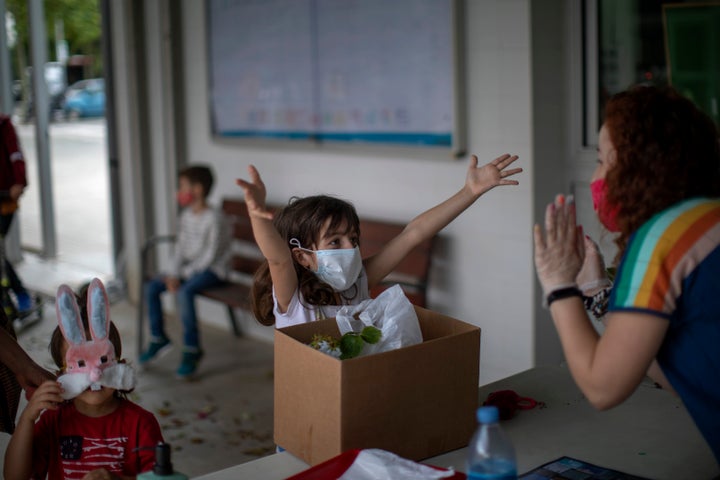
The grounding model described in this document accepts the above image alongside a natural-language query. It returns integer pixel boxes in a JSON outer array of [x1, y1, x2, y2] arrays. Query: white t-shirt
[[273, 269, 370, 328]]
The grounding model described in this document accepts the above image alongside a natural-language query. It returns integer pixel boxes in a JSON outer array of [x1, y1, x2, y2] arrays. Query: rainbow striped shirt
[[611, 198, 720, 315], [609, 197, 720, 461]]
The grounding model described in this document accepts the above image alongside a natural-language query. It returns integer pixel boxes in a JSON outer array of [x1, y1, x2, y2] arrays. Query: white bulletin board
[[207, 0, 465, 154]]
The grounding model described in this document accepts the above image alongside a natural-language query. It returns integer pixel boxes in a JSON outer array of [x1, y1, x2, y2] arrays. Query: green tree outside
[[7, 0, 102, 98]]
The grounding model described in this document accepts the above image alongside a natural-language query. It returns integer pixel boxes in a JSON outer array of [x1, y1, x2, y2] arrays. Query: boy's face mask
[[56, 278, 136, 400], [290, 238, 363, 292], [177, 191, 194, 207]]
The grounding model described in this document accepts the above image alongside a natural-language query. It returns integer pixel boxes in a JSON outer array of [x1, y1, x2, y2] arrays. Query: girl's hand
[[466, 154, 522, 196], [20, 380, 64, 424], [533, 194, 585, 295], [236, 165, 273, 221]]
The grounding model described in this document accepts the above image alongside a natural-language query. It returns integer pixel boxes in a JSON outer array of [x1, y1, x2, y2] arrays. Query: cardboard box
[[274, 306, 480, 465]]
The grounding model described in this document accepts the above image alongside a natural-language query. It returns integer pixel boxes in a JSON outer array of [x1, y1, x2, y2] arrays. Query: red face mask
[[176, 191, 194, 207], [590, 179, 620, 232]]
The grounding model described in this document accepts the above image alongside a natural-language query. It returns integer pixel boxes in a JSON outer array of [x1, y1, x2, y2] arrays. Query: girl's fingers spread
[[243, 165, 265, 188], [499, 154, 519, 169], [469, 154, 479, 168], [491, 154, 506, 168]]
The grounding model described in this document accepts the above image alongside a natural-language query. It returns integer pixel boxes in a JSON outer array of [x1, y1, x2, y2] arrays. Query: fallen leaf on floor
[[197, 404, 217, 419], [240, 412, 254, 422], [163, 418, 187, 429], [190, 437, 205, 444], [243, 446, 275, 456]]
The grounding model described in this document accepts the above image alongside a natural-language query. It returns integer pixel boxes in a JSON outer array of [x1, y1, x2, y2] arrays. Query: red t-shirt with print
[[32, 398, 163, 480]]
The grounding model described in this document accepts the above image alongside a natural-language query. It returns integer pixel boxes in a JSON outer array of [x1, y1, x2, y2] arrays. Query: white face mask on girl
[[290, 238, 363, 292]]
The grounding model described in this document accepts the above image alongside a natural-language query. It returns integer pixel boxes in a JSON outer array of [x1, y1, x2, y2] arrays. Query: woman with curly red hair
[[534, 85, 720, 463]]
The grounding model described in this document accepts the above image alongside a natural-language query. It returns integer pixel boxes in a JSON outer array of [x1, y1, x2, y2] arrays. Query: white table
[[195, 365, 719, 479]]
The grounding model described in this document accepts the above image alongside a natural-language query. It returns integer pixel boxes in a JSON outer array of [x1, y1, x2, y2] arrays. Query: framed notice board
[[206, 0, 466, 154], [663, 2, 720, 126]]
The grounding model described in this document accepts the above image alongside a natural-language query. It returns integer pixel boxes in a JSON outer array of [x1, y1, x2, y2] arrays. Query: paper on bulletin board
[[207, 0, 457, 147], [314, 0, 454, 145], [208, 0, 316, 139]]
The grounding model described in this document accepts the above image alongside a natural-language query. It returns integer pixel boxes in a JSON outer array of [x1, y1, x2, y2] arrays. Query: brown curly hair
[[603, 85, 720, 258], [251, 195, 362, 326]]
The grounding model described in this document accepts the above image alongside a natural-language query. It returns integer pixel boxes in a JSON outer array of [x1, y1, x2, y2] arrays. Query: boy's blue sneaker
[[176, 349, 204, 379], [139, 338, 172, 365], [15, 292, 32, 312]]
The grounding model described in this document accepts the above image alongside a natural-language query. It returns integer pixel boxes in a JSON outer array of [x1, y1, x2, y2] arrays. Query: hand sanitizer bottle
[[138, 442, 189, 480]]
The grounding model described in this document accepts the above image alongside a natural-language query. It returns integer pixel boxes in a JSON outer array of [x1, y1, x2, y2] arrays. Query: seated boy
[[139, 165, 231, 379]]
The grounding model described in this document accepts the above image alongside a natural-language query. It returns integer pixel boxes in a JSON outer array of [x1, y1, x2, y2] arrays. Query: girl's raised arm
[[236, 165, 298, 312], [364, 154, 521, 287]]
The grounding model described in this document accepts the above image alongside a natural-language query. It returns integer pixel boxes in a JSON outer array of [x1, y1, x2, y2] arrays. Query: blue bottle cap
[[477, 406, 499, 423]]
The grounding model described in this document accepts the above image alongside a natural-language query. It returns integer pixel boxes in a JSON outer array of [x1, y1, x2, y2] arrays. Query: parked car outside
[[63, 78, 105, 119]]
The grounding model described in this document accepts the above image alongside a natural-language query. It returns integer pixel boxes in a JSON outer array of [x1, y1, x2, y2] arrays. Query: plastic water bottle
[[466, 406, 518, 480]]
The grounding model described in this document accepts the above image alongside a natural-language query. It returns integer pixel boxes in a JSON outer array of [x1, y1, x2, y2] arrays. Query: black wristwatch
[[546, 286, 582, 307]]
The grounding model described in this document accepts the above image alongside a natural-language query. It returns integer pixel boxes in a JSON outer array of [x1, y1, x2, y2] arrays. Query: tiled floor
[[1, 258, 277, 478]]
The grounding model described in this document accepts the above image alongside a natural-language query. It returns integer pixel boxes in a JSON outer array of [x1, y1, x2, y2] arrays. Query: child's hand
[[9, 184, 24, 201], [236, 165, 274, 221], [165, 276, 180, 293], [466, 154, 522, 197], [81, 468, 119, 480], [20, 380, 63, 424]]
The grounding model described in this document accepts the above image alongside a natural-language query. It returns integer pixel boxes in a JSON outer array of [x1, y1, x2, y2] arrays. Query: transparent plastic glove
[[576, 236, 612, 295], [338, 449, 455, 480], [533, 195, 585, 296]]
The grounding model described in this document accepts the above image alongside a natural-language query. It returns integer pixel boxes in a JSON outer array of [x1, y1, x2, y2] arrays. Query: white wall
[[171, 0, 548, 384], [105, 0, 581, 385]]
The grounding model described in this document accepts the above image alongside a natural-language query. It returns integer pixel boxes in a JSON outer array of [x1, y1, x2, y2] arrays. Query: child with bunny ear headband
[[4, 278, 164, 480], [54, 279, 136, 399]]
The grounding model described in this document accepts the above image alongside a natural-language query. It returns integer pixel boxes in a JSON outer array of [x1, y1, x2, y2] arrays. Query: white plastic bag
[[338, 449, 456, 480], [335, 284, 422, 356]]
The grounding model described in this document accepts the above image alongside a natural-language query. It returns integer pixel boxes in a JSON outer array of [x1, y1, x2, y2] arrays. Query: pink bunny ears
[[56, 278, 113, 354], [56, 278, 136, 399]]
